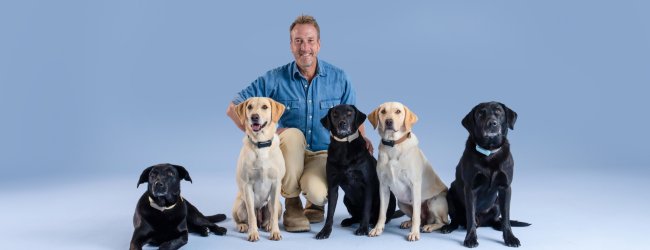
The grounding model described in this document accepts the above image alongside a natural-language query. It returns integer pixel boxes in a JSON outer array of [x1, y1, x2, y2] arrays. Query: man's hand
[[363, 136, 374, 155]]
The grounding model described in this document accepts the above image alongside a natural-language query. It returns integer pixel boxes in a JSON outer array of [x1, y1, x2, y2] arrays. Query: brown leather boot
[[283, 197, 310, 232], [304, 200, 324, 223]]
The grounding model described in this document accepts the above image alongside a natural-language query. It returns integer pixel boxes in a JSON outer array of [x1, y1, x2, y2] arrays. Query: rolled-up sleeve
[[340, 72, 356, 105], [232, 75, 270, 105]]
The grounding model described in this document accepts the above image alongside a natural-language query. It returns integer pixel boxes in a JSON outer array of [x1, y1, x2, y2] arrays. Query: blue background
[[1, 1, 648, 249]]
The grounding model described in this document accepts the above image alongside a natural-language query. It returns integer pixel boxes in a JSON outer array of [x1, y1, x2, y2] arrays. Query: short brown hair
[[289, 15, 320, 39]]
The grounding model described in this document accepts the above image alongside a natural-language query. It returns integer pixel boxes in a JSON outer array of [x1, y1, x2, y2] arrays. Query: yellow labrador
[[367, 102, 449, 241], [232, 97, 286, 242]]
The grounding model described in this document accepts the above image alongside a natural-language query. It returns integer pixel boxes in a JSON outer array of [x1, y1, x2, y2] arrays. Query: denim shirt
[[233, 59, 356, 151]]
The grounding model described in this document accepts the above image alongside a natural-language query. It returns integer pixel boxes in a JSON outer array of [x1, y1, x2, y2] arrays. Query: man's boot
[[283, 197, 310, 232], [304, 200, 324, 223]]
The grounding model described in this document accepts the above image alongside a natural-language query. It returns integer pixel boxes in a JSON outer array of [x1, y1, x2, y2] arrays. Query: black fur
[[315, 105, 397, 239], [130, 163, 227, 250], [441, 102, 530, 248]]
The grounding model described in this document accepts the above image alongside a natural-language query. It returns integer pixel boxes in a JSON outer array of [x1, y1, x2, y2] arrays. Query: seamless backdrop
[[1, 1, 648, 249]]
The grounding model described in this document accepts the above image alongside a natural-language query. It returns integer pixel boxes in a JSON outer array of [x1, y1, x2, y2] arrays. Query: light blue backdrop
[[2, 1, 649, 249]]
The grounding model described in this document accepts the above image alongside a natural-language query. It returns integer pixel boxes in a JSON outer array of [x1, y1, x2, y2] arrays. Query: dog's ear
[[403, 105, 419, 131], [367, 106, 380, 130], [137, 166, 153, 188], [500, 103, 518, 130], [269, 99, 286, 124], [320, 108, 333, 131], [462, 107, 476, 132], [173, 164, 192, 183], [352, 105, 367, 129], [234, 99, 249, 125]]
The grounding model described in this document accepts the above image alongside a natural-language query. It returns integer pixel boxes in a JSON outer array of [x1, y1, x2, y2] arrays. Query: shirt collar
[[292, 59, 326, 80]]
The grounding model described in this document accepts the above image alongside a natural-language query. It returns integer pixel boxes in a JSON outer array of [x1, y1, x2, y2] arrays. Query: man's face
[[290, 24, 320, 69]]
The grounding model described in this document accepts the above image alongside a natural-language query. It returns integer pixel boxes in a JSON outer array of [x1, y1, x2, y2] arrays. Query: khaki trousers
[[278, 128, 328, 206]]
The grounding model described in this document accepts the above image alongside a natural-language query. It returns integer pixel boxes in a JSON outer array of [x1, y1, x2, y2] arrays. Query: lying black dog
[[130, 163, 227, 250], [315, 104, 397, 239], [441, 102, 530, 248]]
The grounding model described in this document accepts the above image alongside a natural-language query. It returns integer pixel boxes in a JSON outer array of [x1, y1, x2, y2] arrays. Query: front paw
[[354, 226, 369, 236], [341, 218, 356, 227], [368, 226, 383, 237], [269, 231, 282, 241], [247, 230, 260, 242], [407, 231, 420, 241], [199, 227, 210, 237], [315, 227, 332, 240], [504, 231, 521, 247], [400, 220, 412, 229], [463, 231, 478, 248], [237, 223, 248, 233], [440, 224, 457, 234]]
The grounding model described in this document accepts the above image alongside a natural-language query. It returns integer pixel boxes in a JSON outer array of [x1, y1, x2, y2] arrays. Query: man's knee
[[279, 128, 306, 148], [300, 175, 328, 206]]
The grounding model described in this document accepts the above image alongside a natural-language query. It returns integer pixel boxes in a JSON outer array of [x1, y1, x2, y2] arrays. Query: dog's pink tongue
[[252, 124, 261, 131]]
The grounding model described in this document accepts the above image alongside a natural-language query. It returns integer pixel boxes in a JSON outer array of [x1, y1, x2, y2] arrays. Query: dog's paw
[[247, 230, 260, 242], [422, 223, 444, 233], [354, 226, 369, 236], [315, 227, 331, 240], [237, 224, 248, 233], [199, 227, 210, 237], [400, 220, 412, 229], [269, 231, 282, 241], [341, 218, 356, 227], [440, 224, 457, 234], [463, 232, 479, 248], [407, 231, 420, 241], [368, 226, 383, 237], [503, 232, 521, 247], [212, 226, 227, 236]]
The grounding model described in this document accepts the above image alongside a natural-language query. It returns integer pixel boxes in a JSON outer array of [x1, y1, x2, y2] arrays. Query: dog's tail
[[206, 214, 227, 223], [392, 210, 406, 219], [490, 220, 531, 230]]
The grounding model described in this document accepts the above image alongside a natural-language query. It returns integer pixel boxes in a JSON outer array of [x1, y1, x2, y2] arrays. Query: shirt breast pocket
[[278, 99, 300, 112], [320, 99, 341, 110]]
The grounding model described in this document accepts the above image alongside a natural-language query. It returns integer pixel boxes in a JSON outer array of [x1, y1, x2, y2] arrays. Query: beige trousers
[[278, 128, 328, 206]]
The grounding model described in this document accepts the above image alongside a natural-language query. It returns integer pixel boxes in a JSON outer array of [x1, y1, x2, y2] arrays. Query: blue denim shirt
[[233, 59, 356, 151]]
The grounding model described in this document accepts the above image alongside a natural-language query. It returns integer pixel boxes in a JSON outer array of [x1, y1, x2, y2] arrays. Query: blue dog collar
[[475, 144, 501, 157]]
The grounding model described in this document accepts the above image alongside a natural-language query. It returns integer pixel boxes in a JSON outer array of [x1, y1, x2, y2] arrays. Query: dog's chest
[[382, 151, 416, 203]]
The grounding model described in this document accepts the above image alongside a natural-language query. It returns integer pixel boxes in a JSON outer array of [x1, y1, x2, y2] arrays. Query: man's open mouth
[[251, 122, 267, 132]]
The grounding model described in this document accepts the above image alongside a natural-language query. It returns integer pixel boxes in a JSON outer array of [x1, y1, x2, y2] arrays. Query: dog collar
[[148, 196, 183, 212], [330, 130, 360, 143], [248, 136, 272, 148], [475, 144, 501, 156], [381, 132, 411, 147]]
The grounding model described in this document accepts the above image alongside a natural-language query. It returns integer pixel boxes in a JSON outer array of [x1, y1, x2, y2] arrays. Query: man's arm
[[358, 124, 374, 154], [226, 102, 246, 132]]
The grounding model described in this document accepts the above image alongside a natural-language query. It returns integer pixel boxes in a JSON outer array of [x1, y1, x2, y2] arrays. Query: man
[[226, 15, 373, 232]]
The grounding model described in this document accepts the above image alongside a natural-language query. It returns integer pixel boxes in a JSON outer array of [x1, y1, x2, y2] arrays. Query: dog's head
[[462, 102, 517, 149], [235, 97, 286, 137], [137, 163, 192, 198], [368, 102, 418, 138], [320, 104, 366, 138]]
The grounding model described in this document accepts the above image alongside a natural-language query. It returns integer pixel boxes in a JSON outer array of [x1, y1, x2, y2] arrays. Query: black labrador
[[441, 102, 530, 248], [130, 163, 227, 250], [315, 104, 397, 239]]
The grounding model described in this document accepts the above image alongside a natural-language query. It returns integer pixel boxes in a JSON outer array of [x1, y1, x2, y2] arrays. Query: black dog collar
[[248, 136, 272, 148], [381, 132, 411, 147]]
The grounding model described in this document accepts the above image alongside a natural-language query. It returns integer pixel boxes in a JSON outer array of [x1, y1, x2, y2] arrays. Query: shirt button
[[307, 144, 310, 147], [308, 115, 312, 119], [308, 100, 311, 103], [308, 130, 311, 133], [304, 85, 307, 88]]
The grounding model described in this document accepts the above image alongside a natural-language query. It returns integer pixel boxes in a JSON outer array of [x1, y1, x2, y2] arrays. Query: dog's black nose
[[155, 182, 164, 188], [251, 114, 259, 122], [488, 120, 498, 127], [385, 119, 393, 127]]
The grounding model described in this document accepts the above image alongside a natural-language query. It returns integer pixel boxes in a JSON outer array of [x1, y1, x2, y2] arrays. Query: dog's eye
[[395, 110, 401, 114], [167, 172, 174, 177], [247, 105, 253, 110], [380, 110, 386, 114], [347, 111, 352, 116], [262, 105, 268, 110]]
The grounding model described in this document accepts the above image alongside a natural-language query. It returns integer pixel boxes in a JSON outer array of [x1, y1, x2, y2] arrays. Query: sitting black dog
[[130, 163, 227, 250], [315, 104, 397, 239], [441, 102, 530, 248]]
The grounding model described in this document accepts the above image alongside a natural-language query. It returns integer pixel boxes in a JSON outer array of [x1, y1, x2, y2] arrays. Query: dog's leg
[[355, 184, 372, 236], [316, 182, 339, 239], [423, 194, 448, 233], [243, 184, 260, 242], [129, 227, 151, 250], [233, 194, 249, 233], [499, 186, 521, 247], [397, 202, 413, 229], [440, 188, 459, 234], [369, 183, 391, 237], [463, 185, 479, 248], [158, 232, 188, 250], [407, 180, 422, 241], [268, 181, 282, 241]]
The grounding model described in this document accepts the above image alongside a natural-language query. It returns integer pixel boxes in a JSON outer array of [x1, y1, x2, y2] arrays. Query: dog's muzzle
[[152, 182, 167, 196]]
